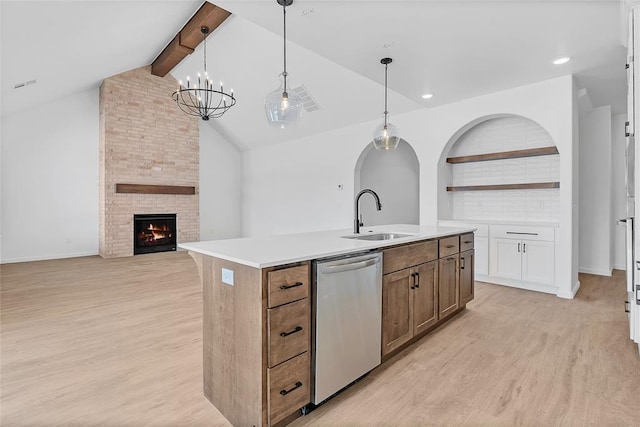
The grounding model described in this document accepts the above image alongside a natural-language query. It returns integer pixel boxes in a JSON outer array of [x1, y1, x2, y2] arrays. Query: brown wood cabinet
[[381, 260, 438, 356], [438, 254, 460, 319], [381, 233, 476, 359], [189, 230, 475, 426], [460, 249, 474, 305], [190, 254, 311, 427]]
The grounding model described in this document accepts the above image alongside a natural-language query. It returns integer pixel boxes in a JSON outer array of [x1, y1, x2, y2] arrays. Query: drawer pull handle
[[410, 272, 417, 289], [506, 231, 538, 236], [280, 281, 303, 290], [445, 244, 455, 248], [463, 240, 472, 244], [280, 381, 303, 396], [280, 326, 303, 337], [446, 257, 456, 261], [461, 258, 465, 270]]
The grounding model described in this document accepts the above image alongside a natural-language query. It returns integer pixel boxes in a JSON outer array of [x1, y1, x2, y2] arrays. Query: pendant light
[[372, 58, 400, 151], [265, 0, 303, 129], [172, 27, 236, 120]]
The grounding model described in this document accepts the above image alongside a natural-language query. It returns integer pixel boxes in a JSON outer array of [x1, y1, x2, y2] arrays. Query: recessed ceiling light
[[422, 93, 434, 99], [552, 57, 571, 65]]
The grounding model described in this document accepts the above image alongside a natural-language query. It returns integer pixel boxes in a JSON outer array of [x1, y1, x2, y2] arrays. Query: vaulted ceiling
[[1, 1, 628, 151]]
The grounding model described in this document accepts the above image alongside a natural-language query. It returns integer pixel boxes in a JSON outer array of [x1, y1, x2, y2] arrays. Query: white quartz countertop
[[178, 224, 476, 268]]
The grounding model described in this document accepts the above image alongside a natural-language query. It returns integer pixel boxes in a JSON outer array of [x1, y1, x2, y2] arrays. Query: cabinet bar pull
[[280, 381, 303, 396], [517, 243, 521, 253], [461, 258, 465, 270], [446, 257, 456, 261], [415, 272, 420, 289], [506, 231, 538, 236], [463, 240, 472, 244], [280, 281, 303, 290], [626, 121, 631, 137], [625, 300, 631, 313], [410, 272, 417, 289], [445, 244, 455, 248], [280, 326, 303, 337], [523, 243, 526, 253]]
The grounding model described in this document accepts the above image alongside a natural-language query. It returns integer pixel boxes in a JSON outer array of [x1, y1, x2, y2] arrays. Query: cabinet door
[[475, 236, 489, 276], [412, 261, 438, 336], [521, 240, 554, 285], [490, 237, 522, 280], [459, 250, 474, 305], [438, 255, 459, 319], [382, 269, 413, 356]]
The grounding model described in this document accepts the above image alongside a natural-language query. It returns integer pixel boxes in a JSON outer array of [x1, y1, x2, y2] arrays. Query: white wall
[[611, 113, 628, 270], [357, 140, 419, 227], [1, 89, 99, 263], [243, 75, 577, 297], [578, 106, 612, 276], [199, 122, 243, 240]]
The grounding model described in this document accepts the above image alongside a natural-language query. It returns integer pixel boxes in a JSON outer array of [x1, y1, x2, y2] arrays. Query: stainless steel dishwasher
[[312, 251, 382, 405]]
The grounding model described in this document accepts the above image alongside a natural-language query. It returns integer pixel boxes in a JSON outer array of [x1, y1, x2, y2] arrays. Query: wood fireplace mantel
[[115, 184, 196, 195]]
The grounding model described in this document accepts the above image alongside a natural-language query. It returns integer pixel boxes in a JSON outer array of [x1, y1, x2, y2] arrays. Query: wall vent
[[291, 85, 321, 112]]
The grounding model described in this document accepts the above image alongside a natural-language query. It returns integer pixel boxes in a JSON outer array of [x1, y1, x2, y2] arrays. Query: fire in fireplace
[[133, 214, 177, 255]]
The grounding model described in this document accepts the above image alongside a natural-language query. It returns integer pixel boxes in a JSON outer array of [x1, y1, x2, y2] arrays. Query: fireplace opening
[[133, 214, 177, 255]]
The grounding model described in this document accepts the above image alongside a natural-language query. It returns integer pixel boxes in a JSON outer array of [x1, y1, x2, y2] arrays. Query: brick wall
[[99, 66, 199, 258]]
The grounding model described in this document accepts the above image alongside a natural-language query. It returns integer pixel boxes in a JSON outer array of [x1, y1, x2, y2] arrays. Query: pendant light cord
[[203, 28, 207, 75], [282, 2, 288, 95], [383, 62, 388, 128]]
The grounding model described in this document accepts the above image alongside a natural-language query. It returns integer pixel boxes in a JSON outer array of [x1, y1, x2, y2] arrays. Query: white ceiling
[[1, 0, 628, 151]]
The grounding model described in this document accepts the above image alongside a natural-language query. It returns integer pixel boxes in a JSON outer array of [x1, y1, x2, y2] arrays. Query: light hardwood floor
[[1, 252, 639, 426]]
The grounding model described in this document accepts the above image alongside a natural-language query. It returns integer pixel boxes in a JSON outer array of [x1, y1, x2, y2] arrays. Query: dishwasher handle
[[320, 256, 381, 274]]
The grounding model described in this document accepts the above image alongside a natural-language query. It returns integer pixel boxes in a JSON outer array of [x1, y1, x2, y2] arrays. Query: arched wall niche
[[354, 139, 420, 228], [437, 114, 560, 222]]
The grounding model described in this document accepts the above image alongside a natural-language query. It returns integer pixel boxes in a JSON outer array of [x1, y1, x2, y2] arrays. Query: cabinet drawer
[[460, 233, 474, 252], [268, 264, 309, 308], [383, 240, 438, 274], [268, 352, 310, 425], [439, 236, 460, 257], [268, 299, 310, 367], [490, 224, 555, 241]]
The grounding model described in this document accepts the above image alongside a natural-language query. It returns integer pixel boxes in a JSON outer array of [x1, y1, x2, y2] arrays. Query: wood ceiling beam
[[151, 2, 231, 77]]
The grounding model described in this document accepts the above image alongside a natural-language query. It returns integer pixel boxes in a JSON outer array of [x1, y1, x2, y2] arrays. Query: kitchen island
[[180, 224, 475, 427]]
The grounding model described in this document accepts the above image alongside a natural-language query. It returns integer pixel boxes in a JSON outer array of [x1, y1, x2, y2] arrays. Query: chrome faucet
[[354, 189, 382, 234]]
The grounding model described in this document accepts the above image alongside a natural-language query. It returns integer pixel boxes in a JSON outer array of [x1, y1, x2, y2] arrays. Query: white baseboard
[[557, 280, 581, 299], [0, 251, 98, 264], [475, 275, 558, 296], [578, 267, 612, 277], [612, 263, 626, 271]]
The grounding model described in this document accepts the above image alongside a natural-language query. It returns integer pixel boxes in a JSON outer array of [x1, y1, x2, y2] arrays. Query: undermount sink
[[342, 232, 414, 241]]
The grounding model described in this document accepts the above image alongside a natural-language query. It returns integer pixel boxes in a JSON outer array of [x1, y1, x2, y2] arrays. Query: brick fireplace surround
[[99, 66, 199, 258]]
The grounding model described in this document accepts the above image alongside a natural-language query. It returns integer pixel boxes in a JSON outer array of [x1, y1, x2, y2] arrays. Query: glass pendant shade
[[265, 81, 303, 129], [372, 122, 400, 151]]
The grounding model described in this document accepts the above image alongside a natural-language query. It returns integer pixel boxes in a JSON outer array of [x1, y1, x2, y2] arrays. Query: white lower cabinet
[[475, 236, 489, 276], [439, 220, 557, 294], [521, 240, 555, 284], [491, 237, 554, 285], [489, 224, 556, 289], [491, 238, 522, 280]]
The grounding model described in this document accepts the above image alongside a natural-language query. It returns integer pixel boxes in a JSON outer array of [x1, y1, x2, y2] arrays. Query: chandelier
[[172, 26, 236, 121], [264, 0, 303, 129], [372, 58, 400, 151]]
